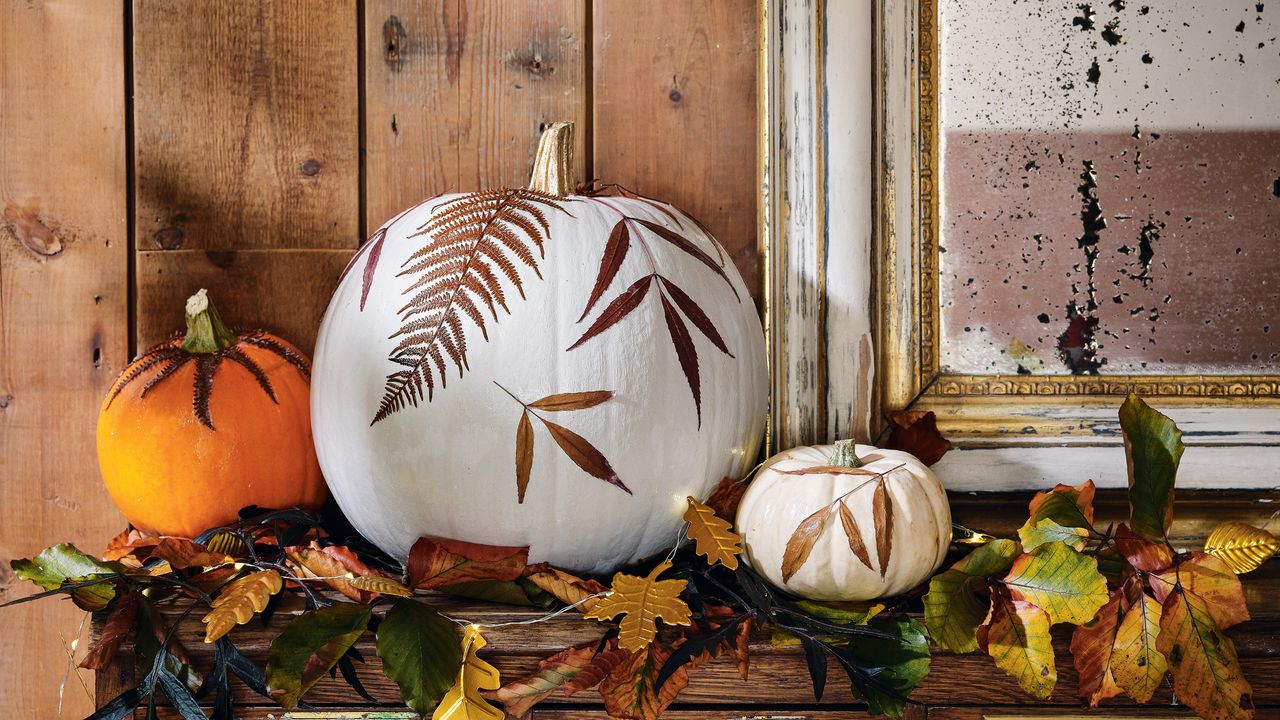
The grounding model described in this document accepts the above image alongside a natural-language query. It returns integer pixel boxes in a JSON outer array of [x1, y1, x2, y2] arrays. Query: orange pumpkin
[[97, 289, 326, 537]]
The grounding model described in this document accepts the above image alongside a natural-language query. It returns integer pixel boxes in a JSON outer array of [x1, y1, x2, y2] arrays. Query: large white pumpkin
[[736, 441, 951, 600], [311, 125, 766, 574]]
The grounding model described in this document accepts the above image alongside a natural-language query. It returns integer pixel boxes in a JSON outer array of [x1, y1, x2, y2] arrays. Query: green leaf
[[792, 599, 886, 626], [1156, 584, 1255, 720], [1119, 393, 1184, 542], [266, 602, 372, 708], [1023, 480, 1096, 530], [1003, 541, 1109, 625], [924, 538, 1018, 653], [377, 597, 463, 715], [1019, 518, 1089, 552], [830, 616, 932, 719], [10, 543, 121, 610], [438, 579, 554, 607]]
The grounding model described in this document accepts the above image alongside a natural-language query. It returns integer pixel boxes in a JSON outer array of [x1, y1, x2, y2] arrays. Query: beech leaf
[[149, 537, 233, 569], [1151, 552, 1250, 629], [923, 538, 1019, 653], [883, 410, 953, 466], [704, 477, 748, 519], [979, 590, 1056, 700], [585, 561, 692, 652], [1019, 518, 1089, 552], [837, 500, 875, 572], [202, 569, 283, 643], [1002, 541, 1109, 625], [596, 642, 694, 720], [562, 646, 632, 695], [488, 642, 600, 717], [1119, 393, 1184, 542], [1069, 588, 1124, 707], [79, 591, 140, 671], [1023, 479, 1096, 531], [265, 602, 371, 708], [781, 505, 834, 583], [523, 567, 606, 612], [872, 477, 894, 576], [377, 598, 463, 715], [1113, 522, 1175, 572], [11, 543, 121, 611], [1110, 591, 1167, 703], [287, 543, 390, 603], [683, 496, 742, 570], [1157, 585, 1255, 720], [407, 537, 529, 591], [433, 624, 504, 720]]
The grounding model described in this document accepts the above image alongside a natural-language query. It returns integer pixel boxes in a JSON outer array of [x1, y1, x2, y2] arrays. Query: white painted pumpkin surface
[[736, 444, 951, 600], [312, 189, 767, 574]]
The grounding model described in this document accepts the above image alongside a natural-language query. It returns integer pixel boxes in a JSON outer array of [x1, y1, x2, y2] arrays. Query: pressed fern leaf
[[373, 189, 570, 424]]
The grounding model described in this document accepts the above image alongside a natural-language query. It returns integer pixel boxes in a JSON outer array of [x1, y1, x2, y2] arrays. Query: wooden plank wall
[[0, 0, 758, 712]]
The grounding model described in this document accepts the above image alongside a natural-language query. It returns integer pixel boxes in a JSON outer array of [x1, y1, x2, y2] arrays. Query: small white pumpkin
[[736, 440, 951, 600], [311, 123, 767, 574]]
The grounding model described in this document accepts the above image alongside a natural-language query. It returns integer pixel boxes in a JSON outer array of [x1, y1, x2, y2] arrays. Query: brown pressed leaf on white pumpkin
[[782, 506, 835, 583], [528, 391, 616, 412], [837, 500, 875, 572], [779, 465, 882, 477], [873, 477, 894, 576], [515, 411, 534, 503]]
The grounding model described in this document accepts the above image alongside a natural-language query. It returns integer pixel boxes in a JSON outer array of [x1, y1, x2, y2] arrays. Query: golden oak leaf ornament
[[433, 625, 504, 720], [683, 496, 742, 570], [202, 569, 282, 643], [585, 561, 693, 652], [1205, 521, 1279, 574]]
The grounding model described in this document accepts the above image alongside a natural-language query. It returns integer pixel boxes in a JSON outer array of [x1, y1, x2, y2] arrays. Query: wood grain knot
[[3, 201, 63, 257], [0, 393, 12, 410], [205, 250, 237, 269], [299, 158, 323, 177], [383, 15, 406, 70], [152, 226, 185, 250], [669, 88, 683, 103]]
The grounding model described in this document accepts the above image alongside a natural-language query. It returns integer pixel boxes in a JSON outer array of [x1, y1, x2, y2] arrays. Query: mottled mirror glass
[[938, 1, 1279, 375]]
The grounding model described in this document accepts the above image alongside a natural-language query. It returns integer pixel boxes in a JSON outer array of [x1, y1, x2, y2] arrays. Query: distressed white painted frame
[[761, 0, 1280, 491]]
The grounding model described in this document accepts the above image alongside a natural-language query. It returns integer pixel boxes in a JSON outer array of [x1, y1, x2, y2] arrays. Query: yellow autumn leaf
[[1205, 521, 1279, 574], [584, 561, 692, 652], [433, 625, 504, 720], [202, 569, 282, 643], [684, 496, 742, 570]]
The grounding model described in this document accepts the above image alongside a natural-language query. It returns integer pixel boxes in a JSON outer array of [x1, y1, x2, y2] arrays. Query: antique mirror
[[764, 0, 1280, 489]]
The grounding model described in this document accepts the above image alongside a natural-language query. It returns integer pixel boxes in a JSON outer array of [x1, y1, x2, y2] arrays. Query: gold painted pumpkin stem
[[528, 122, 575, 197], [829, 439, 864, 468], [182, 288, 237, 354]]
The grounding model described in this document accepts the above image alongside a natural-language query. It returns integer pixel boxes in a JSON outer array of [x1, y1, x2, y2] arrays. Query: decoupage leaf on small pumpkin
[[202, 569, 283, 643], [523, 566, 607, 612], [923, 538, 1019, 653], [1205, 521, 1280, 575], [1110, 591, 1166, 703], [1069, 587, 1124, 707], [407, 537, 529, 591], [585, 561, 692, 652], [837, 500, 875, 572], [978, 588, 1057, 700], [1002, 541, 1109, 625], [1156, 584, 1255, 720], [377, 598, 463, 715], [1112, 522, 1174, 572], [781, 505, 834, 583], [872, 476, 895, 576], [683, 496, 742, 570], [883, 410, 952, 466], [1119, 393, 1184, 543], [487, 641, 602, 717], [434, 624, 504, 720], [596, 640, 697, 720], [704, 477, 749, 519], [79, 591, 141, 671], [265, 602, 372, 708], [1150, 552, 1250, 629]]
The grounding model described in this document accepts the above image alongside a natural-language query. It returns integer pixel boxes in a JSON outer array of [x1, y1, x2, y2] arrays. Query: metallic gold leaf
[[201, 569, 282, 643], [1205, 521, 1279, 575], [683, 496, 742, 570], [433, 624, 504, 720], [348, 574, 414, 597], [585, 561, 692, 652]]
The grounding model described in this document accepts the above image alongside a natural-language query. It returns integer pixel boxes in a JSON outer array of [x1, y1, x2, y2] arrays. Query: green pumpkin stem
[[829, 439, 864, 468], [181, 288, 237, 354]]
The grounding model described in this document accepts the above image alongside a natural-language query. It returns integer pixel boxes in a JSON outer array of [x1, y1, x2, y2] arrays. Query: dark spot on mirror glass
[[1074, 4, 1096, 31], [1086, 59, 1102, 84], [1101, 19, 1124, 45], [1236, 21, 1247, 32], [1141, 52, 1154, 63], [1038, 313, 1051, 323]]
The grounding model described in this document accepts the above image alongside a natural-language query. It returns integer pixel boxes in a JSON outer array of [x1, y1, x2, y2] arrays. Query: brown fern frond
[[192, 355, 223, 429], [105, 346, 185, 407], [139, 355, 194, 398], [240, 333, 312, 379], [372, 188, 567, 424], [223, 346, 277, 402]]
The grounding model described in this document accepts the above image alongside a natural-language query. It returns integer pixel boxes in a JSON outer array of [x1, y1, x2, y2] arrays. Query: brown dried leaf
[[884, 410, 953, 466], [781, 505, 834, 583], [703, 478, 748, 520], [543, 419, 631, 495], [657, 277, 731, 356], [568, 275, 652, 350], [682, 497, 742, 570], [658, 291, 702, 427], [1113, 522, 1174, 572], [79, 592, 140, 670], [596, 641, 694, 720], [529, 391, 616, 412], [780, 465, 882, 476], [562, 646, 632, 696], [407, 537, 529, 591], [186, 566, 241, 594], [633, 219, 737, 300], [202, 569, 282, 643], [102, 529, 156, 562], [872, 478, 894, 576], [487, 642, 601, 717], [837, 500, 875, 572], [286, 543, 388, 602], [523, 567, 607, 612], [1070, 587, 1124, 707], [150, 537, 232, 570], [578, 220, 631, 323], [516, 411, 534, 503]]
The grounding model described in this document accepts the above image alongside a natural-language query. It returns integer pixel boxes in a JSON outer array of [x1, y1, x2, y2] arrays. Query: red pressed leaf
[[359, 227, 387, 311], [884, 410, 953, 466], [782, 505, 834, 582], [659, 292, 702, 428], [657, 277, 732, 357], [406, 537, 529, 590], [578, 181, 685, 227], [568, 275, 653, 350], [79, 592, 140, 670], [633, 219, 739, 301], [529, 391, 616, 412], [578, 220, 631, 322], [516, 410, 534, 503], [543, 419, 632, 495], [1070, 588, 1124, 707], [704, 478, 747, 520], [1113, 523, 1174, 572]]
